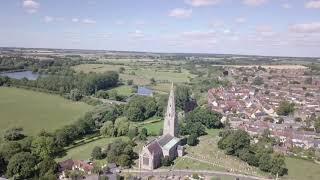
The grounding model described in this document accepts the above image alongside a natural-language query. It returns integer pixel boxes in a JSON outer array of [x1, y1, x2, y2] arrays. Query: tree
[[138, 128, 148, 140], [270, 153, 288, 176], [38, 157, 58, 177], [175, 85, 191, 110], [183, 121, 206, 137], [69, 88, 83, 101], [92, 146, 103, 160], [258, 153, 272, 172], [6, 152, 37, 179], [186, 107, 222, 129], [114, 117, 129, 136], [105, 140, 136, 167], [3, 127, 25, 141], [119, 67, 125, 73], [127, 79, 133, 85], [314, 117, 320, 133], [31, 135, 60, 159], [100, 121, 115, 137], [0, 153, 6, 175], [150, 78, 156, 85], [252, 77, 264, 86], [217, 130, 250, 156], [0, 141, 23, 162], [128, 125, 138, 139], [187, 134, 198, 146], [238, 149, 259, 167], [125, 96, 157, 122], [118, 154, 131, 167], [277, 101, 295, 116]]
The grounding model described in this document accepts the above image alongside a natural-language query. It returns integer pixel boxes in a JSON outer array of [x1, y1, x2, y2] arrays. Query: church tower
[[163, 83, 178, 137]]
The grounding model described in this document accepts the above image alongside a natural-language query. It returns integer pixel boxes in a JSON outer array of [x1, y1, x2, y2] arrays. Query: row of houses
[[208, 67, 320, 152]]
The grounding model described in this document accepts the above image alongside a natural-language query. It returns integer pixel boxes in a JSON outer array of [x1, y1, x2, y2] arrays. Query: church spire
[[163, 83, 178, 137]]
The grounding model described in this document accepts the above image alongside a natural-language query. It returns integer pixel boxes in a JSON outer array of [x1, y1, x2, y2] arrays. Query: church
[[139, 83, 184, 170]]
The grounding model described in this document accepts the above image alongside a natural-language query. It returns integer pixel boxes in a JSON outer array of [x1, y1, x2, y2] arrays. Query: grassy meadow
[[0, 87, 92, 136], [57, 136, 128, 161], [284, 157, 320, 180], [72, 63, 195, 92]]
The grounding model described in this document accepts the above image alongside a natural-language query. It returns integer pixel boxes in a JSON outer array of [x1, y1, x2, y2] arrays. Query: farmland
[[72, 63, 195, 92], [0, 87, 92, 136]]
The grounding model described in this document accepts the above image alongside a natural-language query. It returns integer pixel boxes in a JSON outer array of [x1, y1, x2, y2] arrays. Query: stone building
[[139, 83, 183, 170]]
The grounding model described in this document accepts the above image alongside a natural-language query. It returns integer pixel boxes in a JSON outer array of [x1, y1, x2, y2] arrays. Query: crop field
[[0, 87, 92, 136]]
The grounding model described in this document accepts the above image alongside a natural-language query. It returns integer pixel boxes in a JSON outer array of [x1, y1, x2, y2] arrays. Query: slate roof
[[137, 87, 153, 96], [146, 140, 162, 155], [158, 134, 174, 147], [58, 159, 74, 172]]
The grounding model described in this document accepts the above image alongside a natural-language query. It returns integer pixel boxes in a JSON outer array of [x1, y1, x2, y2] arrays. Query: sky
[[0, 0, 320, 57]]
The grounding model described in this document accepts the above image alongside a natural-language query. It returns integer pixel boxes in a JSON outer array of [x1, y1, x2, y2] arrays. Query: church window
[[143, 157, 149, 165]]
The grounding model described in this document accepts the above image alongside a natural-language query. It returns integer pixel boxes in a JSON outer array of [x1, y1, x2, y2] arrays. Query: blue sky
[[0, 0, 320, 57]]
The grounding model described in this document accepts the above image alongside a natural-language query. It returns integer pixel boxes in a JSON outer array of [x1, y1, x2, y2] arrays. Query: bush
[[187, 134, 198, 146], [161, 156, 173, 166], [91, 146, 103, 160], [3, 127, 25, 141]]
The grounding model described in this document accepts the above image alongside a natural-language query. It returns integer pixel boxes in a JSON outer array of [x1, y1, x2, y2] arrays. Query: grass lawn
[[56, 136, 128, 161], [0, 87, 92, 136], [136, 117, 163, 136], [141, 120, 163, 136], [109, 85, 133, 96], [173, 157, 227, 172], [284, 157, 320, 180]]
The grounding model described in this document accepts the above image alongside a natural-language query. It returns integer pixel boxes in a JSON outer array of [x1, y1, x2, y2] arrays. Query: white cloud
[[282, 3, 292, 9], [72, 18, 79, 23], [256, 26, 276, 37], [185, 0, 221, 7], [243, 0, 267, 6], [44, 16, 54, 23], [235, 17, 247, 24], [82, 18, 96, 24], [22, 0, 40, 13], [290, 22, 320, 33], [130, 30, 145, 38], [169, 8, 192, 18], [305, 1, 320, 9]]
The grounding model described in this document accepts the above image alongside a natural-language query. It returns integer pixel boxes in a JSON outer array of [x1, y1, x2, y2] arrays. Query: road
[[123, 169, 271, 180]]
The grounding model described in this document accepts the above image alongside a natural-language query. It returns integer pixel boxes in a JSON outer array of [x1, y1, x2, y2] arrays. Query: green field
[[284, 157, 320, 180], [72, 64, 195, 91], [57, 136, 128, 161], [0, 87, 92, 136], [108, 85, 134, 96]]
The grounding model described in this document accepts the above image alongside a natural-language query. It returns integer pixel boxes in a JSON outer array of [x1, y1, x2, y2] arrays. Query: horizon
[[1, 0, 320, 57]]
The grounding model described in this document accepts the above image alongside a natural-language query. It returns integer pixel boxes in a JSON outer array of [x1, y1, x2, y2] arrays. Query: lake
[[0, 71, 41, 80]]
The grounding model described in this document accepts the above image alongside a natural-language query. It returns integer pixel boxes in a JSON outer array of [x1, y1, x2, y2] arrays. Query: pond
[[0, 71, 41, 80]]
